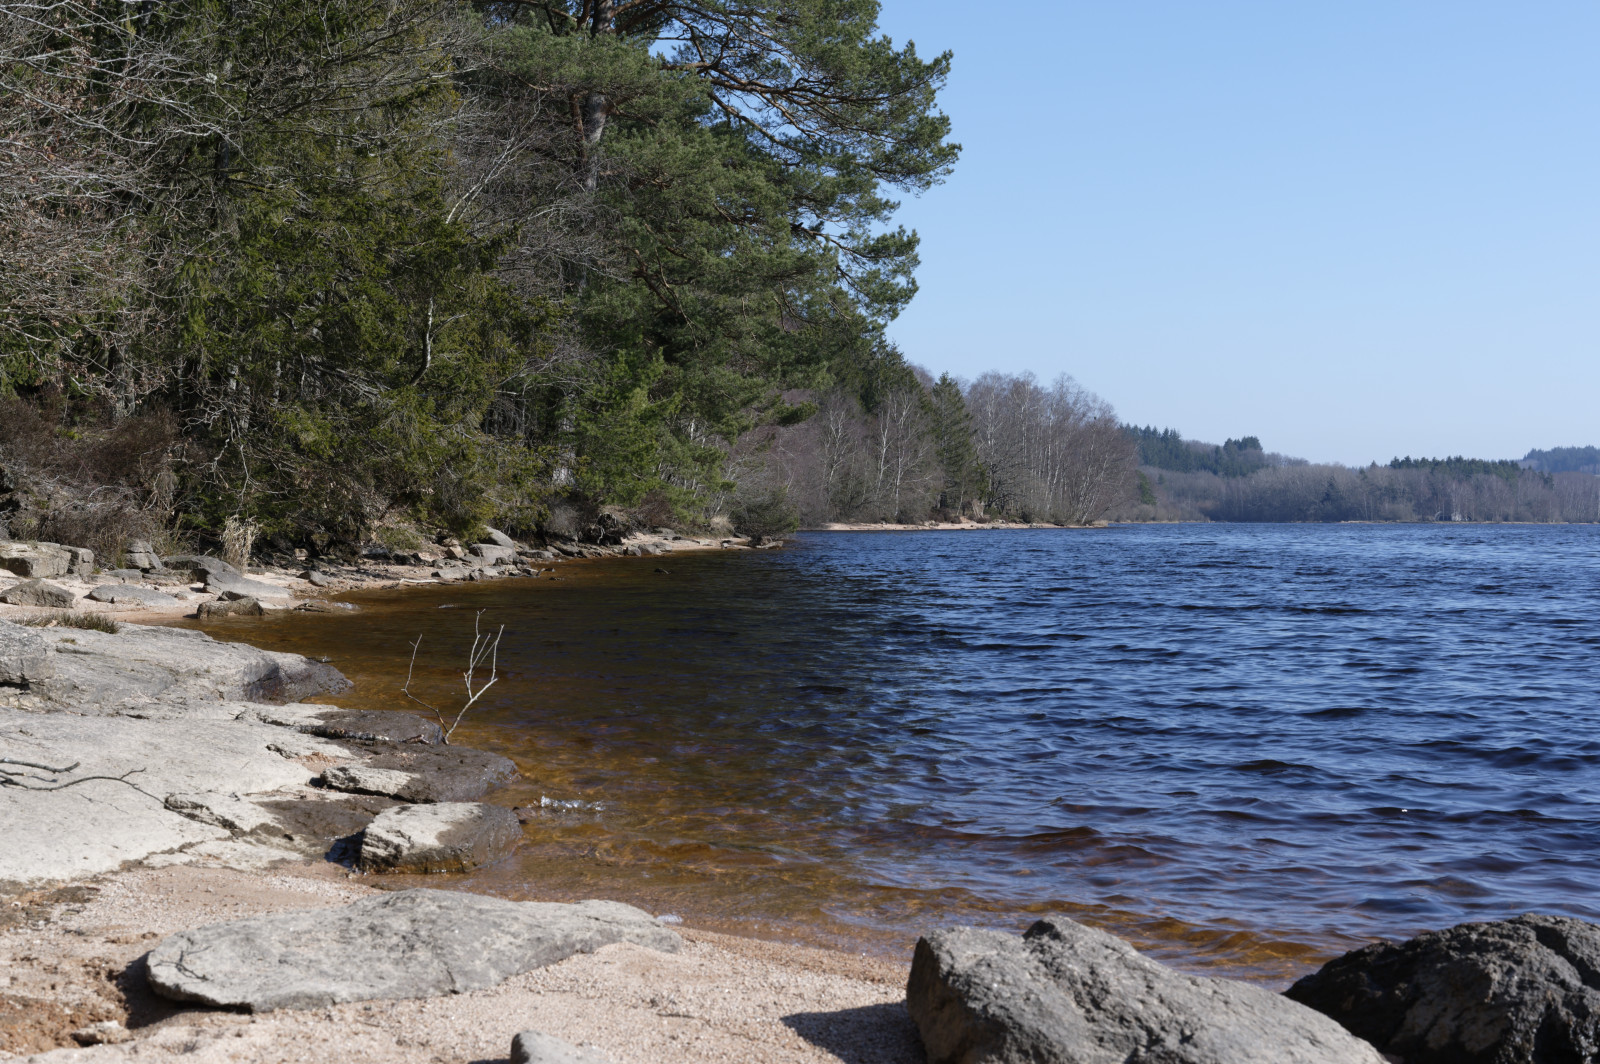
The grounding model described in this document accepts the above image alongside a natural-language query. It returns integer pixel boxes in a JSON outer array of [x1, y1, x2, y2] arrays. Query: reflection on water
[[195, 525, 1600, 985]]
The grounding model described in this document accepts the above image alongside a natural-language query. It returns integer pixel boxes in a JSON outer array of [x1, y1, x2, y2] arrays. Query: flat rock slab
[[145, 888, 681, 1011], [1286, 913, 1600, 1064], [513, 1030, 611, 1064], [0, 579, 75, 607], [302, 709, 443, 745], [357, 801, 522, 873], [209, 574, 293, 602], [321, 742, 518, 802], [0, 708, 322, 888], [908, 917, 1385, 1064], [86, 584, 180, 608], [4, 624, 347, 711]]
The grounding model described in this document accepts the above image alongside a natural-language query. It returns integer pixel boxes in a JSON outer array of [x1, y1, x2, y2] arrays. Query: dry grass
[[15, 611, 120, 633]]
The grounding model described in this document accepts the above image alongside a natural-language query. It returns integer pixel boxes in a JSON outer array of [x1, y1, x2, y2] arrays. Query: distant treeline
[[1114, 430, 1600, 524], [744, 370, 1136, 529], [1523, 446, 1600, 475]]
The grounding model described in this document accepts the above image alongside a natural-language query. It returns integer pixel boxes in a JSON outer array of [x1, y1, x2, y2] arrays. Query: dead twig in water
[[401, 609, 504, 745]]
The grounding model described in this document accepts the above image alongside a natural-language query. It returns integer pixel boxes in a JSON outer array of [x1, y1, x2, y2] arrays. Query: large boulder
[[86, 584, 180, 609], [145, 888, 681, 1011], [470, 543, 519, 566], [1286, 914, 1600, 1064], [124, 539, 161, 570], [0, 542, 71, 578], [198, 597, 266, 619], [0, 620, 52, 684], [907, 918, 1385, 1064], [64, 546, 94, 575], [483, 527, 517, 549], [356, 801, 522, 873], [0, 578, 75, 608]]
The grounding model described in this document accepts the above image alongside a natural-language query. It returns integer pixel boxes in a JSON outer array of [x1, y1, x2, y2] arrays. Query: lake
[[217, 524, 1600, 984]]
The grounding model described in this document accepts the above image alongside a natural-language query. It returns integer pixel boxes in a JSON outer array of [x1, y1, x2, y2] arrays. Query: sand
[[0, 862, 920, 1063]]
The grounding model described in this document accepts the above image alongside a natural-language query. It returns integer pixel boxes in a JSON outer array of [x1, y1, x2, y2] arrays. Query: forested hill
[[1115, 428, 1600, 524], [1522, 447, 1600, 475], [1, 0, 968, 554]]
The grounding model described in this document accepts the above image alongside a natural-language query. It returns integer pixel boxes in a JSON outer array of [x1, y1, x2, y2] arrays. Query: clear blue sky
[[874, 2, 1599, 465]]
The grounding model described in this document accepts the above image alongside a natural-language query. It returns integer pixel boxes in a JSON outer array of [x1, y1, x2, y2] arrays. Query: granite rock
[[145, 888, 680, 1010], [512, 1031, 611, 1064], [356, 801, 522, 873], [86, 583, 180, 608], [1286, 913, 1600, 1064], [1, 578, 75, 608], [907, 917, 1385, 1064]]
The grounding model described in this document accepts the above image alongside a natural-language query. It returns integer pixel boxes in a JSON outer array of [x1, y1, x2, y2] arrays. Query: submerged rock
[[512, 1030, 611, 1064], [198, 596, 266, 618], [356, 801, 521, 873], [907, 917, 1384, 1064], [1, 578, 75, 608], [145, 888, 680, 1011], [1286, 913, 1600, 1064], [320, 742, 518, 802]]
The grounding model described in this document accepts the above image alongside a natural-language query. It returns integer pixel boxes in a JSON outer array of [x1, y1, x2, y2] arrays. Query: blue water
[[248, 524, 1600, 978]]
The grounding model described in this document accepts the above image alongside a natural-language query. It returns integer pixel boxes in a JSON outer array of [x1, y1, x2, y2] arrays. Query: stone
[[907, 918, 1385, 1064], [139, 568, 193, 586], [356, 801, 522, 874], [0, 620, 53, 684], [303, 569, 332, 587], [470, 543, 518, 566], [320, 743, 518, 803], [484, 526, 517, 549], [65, 545, 94, 575], [296, 708, 442, 745], [321, 764, 419, 797], [3, 622, 346, 712], [0, 578, 75, 608], [146, 888, 680, 1011], [1285, 913, 1600, 1064], [198, 597, 266, 618], [164, 792, 281, 835], [161, 554, 238, 577], [0, 706, 336, 888], [71, 1020, 131, 1046], [124, 539, 161, 570], [208, 572, 293, 602], [512, 1030, 611, 1064], [0, 542, 71, 578], [86, 583, 180, 608]]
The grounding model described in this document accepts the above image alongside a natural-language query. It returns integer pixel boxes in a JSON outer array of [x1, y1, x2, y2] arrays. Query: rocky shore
[[3, 533, 1597, 1063]]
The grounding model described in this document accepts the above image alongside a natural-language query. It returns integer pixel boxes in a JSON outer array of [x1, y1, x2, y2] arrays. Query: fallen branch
[[0, 762, 159, 800], [401, 609, 505, 745]]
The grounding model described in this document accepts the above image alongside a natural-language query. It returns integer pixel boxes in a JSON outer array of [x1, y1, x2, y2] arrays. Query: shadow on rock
[[781, 1001, 924, 1064]]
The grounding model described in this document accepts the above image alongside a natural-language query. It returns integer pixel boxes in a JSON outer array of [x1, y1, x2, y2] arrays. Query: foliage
[[1126, 426, 1270, 477], [1521, 446, 1600, 475], [1388, 456, 1526, 483], [730, 487, 800, 543]]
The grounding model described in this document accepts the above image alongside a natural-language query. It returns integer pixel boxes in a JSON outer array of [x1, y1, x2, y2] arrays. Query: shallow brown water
[[188, 525, 1600, 986]]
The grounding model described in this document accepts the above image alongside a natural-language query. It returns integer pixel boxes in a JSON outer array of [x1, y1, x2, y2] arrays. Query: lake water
[[216, 525, 1600, 983]]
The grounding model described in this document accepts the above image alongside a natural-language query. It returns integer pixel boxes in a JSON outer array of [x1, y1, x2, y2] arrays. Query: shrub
[[730, 488, 800, 544]]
